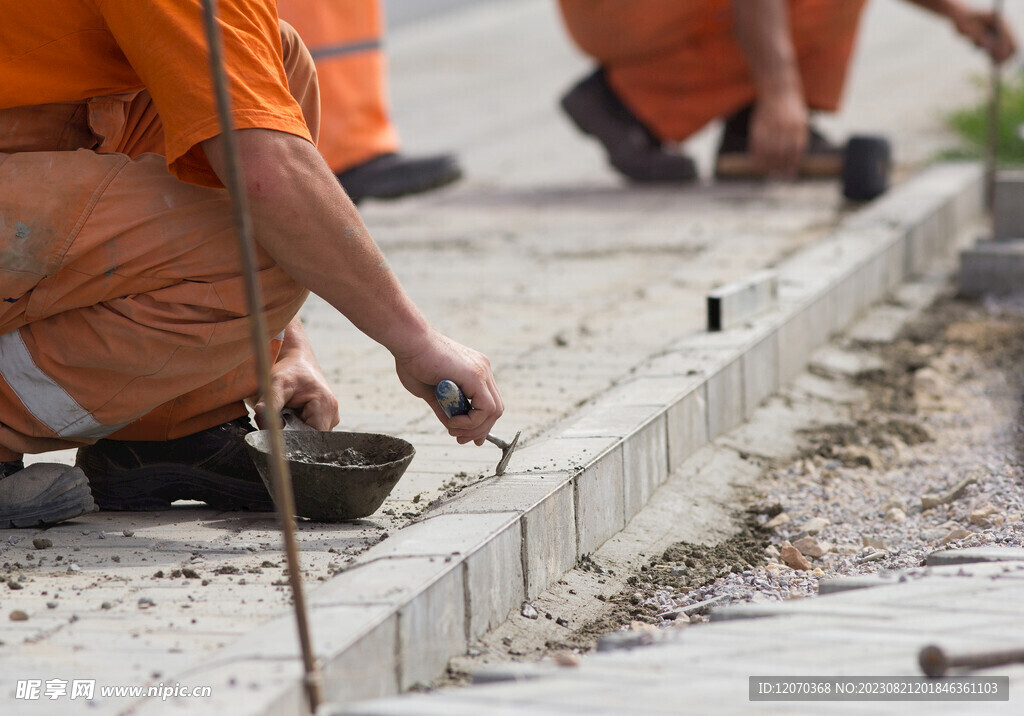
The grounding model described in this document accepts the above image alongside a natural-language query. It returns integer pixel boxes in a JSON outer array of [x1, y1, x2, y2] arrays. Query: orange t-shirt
[[0, 0, 312, 185]]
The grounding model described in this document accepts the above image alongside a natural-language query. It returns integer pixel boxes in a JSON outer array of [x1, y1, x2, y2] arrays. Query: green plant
[[945, 68, 1024, 164]]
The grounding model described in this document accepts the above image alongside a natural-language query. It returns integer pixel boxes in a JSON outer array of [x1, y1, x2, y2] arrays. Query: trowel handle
[[436, 380, 521, 475], [281, 407, 316, 431], [435, 380, 471, 418]]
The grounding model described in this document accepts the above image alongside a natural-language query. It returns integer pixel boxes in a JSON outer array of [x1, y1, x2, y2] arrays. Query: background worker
[[557, 0, 1017, 182], [277, 0, 463, 203], [0, 1, 502, 527]]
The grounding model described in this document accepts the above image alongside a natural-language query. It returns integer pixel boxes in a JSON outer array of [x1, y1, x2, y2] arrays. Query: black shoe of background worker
[[77, 417, 275, 512], [560, 68, 697, 184], [336, 152, 463, 204], [714, 104, 842, 179]]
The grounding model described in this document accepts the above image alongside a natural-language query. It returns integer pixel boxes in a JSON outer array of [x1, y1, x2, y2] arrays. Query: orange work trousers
[[278, 0, 400, 173], [0, 22, 318, 458], [558, 0, 868, 142]]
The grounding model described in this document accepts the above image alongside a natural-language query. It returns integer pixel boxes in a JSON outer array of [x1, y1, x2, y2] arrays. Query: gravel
[[619, 295, 1024, 625]]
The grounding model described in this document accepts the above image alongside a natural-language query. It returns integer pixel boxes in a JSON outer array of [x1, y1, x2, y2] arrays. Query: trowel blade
[[494, 430, 521, 476]]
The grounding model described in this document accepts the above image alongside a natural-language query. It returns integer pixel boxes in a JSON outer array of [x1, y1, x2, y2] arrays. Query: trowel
[[244, 410, 414, 521], [435, 380, 520, 475]]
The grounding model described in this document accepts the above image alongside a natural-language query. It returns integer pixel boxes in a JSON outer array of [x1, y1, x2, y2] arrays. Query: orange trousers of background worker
[[0, 23, 316, 456], [557, 0, 867, 144], [278, 0, 462, 202], [555, 0, 867, 183]]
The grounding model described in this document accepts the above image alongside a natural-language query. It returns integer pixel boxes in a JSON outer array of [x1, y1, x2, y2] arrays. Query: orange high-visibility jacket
[[279, 0, 400, 172], [0, 2, 316, 452]]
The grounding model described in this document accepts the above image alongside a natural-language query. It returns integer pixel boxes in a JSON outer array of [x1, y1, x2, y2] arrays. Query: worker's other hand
[[950, 4, 1017, 64], [750, 89, 809, 178], [254, 320, 340, 431], [393, 330, 503, 445]]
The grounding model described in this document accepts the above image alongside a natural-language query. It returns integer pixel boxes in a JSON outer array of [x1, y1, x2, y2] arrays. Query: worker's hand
[[949, 4, 1017, 64], [750, 88, 809, 177], [254, 319, 340, 431], [392, 329, 503, 445]]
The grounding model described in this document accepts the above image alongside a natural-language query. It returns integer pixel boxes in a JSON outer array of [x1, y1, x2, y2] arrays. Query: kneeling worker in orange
[[0, 1, 503, 527], [278, 0, 462, 203], [557, 0, 1016, 182]]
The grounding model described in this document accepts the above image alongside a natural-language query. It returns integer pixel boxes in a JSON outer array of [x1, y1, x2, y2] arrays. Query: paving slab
[[341, 565, 1024, 715]]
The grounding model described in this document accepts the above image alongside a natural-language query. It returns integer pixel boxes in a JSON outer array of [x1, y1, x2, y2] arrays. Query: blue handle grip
[[436, 380, 471, 418]]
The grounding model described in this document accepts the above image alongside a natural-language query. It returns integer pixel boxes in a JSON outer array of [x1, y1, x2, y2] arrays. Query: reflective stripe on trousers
[[0, 329, 124, 439]]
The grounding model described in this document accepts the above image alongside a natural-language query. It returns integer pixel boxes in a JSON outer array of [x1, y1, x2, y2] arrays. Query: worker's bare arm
[[731, 0, 808, 175], [903, 0, 1016, 62], [203, 129, 426, 355], [201, 129, 503, 443]]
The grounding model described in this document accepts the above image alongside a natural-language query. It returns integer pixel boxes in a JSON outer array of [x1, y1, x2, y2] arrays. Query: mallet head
[[919, 645, 949, 678]]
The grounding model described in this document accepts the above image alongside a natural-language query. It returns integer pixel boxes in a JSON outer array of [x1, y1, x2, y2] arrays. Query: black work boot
[[716, 104, 757, 158], [0, 460, 96, 528], [337, 152, 463, 204], [76, 417, 273, 511], [715, 104, 842, 178], [560, 68, 697, 183]]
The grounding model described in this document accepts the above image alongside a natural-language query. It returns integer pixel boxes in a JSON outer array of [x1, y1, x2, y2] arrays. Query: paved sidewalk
[[340, 552, 1024, 715], [3, 1, 1022, 714]]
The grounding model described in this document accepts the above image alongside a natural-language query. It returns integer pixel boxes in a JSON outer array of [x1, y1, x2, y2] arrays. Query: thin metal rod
[[199, 1, 322, 711], [920, 643, 1024, 678], [985, 0, 1005, 218]]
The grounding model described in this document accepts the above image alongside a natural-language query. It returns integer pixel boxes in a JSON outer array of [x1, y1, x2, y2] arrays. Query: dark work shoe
[[337, 152, 463, 203], [717, 103, 756, 157], [715, 103, 842, 178], [0, 461, 96, 528], [560, 68, 697, 183], [76, 417, 273, 511]]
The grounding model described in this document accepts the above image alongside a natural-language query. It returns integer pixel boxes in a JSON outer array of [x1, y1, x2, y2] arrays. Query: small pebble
[[551, 650, 580, 667], [792, 536, 824, 559], [122, 530, 135, 537], [780, 541, 812, 571], [883, 508, 907, 523], [9, 610, 28, 621], [862, 536, 888, 550], [32, 538, 53, 550], [940, 527, 973, 546], [801, 517, 830, 535]]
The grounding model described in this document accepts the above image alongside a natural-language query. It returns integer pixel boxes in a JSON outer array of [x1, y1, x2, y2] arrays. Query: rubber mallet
[[716, 134, 892, 201]]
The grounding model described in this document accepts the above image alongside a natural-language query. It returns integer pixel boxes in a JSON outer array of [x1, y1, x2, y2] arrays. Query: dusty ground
[[439, 286, 1024, 685]]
